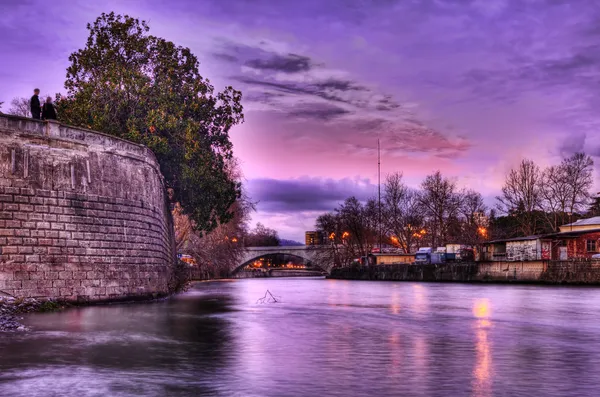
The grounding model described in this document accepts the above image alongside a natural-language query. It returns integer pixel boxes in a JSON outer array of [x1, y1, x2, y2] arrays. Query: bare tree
[[537, 153, 593, 231], [496, 159, 543, 236], [563, 152, 593, 217], [313, 196, 379, 268], [313, 212, 350, 269], [458, 189, 487, 245], [340, 197, 380, 258], [419, 171, 461, 248], [245, 222, 280, 247], [382, 172, 424, 253], [540, 164, 570, 231], [8, 97, 31, 117]]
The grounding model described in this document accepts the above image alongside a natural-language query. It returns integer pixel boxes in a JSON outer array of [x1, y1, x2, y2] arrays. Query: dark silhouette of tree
[[540, 153, 593, 231], [419, 171, 461, 248], [587, 194, 600, 217], [496, 159, 543, 236], [382, 172, 424, 253], [245, 223, 280, 247]]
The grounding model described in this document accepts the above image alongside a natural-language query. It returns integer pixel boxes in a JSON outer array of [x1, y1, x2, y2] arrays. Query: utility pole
[[378, 138, 382, 253]]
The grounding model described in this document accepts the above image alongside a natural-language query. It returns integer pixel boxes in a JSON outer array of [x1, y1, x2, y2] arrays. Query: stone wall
[[329, 261, 558, 283], [0, 115, 175, 301]]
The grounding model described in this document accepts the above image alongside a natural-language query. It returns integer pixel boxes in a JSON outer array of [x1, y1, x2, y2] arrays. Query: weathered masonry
[[0, 115, 175, 301]]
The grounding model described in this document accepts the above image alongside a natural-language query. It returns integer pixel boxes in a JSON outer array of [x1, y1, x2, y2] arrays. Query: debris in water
[[257, 290, 280, 304]]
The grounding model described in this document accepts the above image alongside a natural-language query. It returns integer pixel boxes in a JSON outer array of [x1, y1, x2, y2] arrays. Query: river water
[[1, 278, 599, 396]]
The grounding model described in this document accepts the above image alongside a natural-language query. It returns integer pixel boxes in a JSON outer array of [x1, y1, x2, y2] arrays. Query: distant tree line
[[313, 152, 595, 267]]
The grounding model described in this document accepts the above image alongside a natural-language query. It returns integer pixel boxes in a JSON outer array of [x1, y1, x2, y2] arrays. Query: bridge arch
[[232, 252, 322, 274], [234, 246, 331, 274]]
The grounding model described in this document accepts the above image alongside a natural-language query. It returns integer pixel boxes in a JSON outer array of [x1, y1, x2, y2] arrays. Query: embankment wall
[[329, 261, 600, 284], [0, 115, 175, 301]]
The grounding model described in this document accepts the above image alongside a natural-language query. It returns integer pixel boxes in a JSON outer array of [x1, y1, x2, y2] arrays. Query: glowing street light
[[342, 231, 350, 239]]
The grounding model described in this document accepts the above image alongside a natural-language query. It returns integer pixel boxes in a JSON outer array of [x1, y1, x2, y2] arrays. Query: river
[[1, 278, 600, 396]]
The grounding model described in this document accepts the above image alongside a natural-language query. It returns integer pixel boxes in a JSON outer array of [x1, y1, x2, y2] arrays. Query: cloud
[[246, 177, 377, 213], [236, 76, 372, 108], [245, 53, 313, 73], [212, 52, 239, 62], [288, 103, 352, 121], [216, 41, 471, 158], [558, 132, 586, 157]]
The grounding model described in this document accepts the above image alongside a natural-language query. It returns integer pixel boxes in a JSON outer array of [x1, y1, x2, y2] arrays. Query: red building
[[553, 229, 600, 260], [482, 216, 600, 261]]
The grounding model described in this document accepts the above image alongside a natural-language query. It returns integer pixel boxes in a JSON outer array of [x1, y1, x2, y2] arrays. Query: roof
[[561, 217, 600, 227], [488, 235, 548, 244], [553, 228, 600, 238], [487, 228, 600, 244]]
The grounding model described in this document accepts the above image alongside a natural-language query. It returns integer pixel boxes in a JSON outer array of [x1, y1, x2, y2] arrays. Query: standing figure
[[30, 88, 41, 120], [42, 97, 57, 121]]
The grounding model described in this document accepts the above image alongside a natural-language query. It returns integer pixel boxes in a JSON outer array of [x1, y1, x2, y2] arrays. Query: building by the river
[[481, 216, 600, 261]]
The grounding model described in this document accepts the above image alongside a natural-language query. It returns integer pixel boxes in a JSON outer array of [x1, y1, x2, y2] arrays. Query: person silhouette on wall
[[30, 88, 41, 120], [42, 97, 57, 121]]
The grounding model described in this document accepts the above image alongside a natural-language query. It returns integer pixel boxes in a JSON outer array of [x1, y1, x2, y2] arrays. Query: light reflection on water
[[2, 278, 600, 396]]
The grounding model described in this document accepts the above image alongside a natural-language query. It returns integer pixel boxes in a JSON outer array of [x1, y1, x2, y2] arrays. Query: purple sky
[[2, 0, 600, 242]]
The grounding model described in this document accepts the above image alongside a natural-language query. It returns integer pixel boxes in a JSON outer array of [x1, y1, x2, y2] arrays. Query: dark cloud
[[288, 103, 352, 121], [376, 95, 402, 111], [213, 40, 412, 127], [246, 177, 376, 213], [238, 76, 380, 111], [558, 132, 586, 157], [244, 91, 286, 104], [212, 52, 239, 62], [314, 79, 368, 92], [246, 53, 313, 73]]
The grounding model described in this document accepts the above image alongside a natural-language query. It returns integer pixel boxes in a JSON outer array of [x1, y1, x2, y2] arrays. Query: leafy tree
[[173, 157, 254, 278], [57, 12, 244, 233]]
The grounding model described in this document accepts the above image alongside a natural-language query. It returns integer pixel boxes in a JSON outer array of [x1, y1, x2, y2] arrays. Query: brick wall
[[0, 115, 175, 301]]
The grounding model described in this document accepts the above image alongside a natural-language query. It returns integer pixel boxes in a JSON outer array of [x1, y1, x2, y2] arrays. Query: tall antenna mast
[[378, 138, 382, 252]]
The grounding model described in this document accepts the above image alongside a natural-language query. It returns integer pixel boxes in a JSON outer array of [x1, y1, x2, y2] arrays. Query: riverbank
[[328, 260, 600, 285], [0, 296, 66, 331]]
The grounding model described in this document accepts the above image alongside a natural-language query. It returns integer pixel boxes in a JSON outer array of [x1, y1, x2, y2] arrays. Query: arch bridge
[[234, 246, 331, 274]]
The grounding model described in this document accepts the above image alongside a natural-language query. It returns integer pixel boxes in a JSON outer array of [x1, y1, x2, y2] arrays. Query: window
[[587, 240, 597, 253]]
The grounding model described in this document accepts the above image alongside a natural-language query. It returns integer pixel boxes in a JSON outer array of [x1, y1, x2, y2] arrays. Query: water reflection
[[472, 298, 492, 397], [2, 280, 600, 396], [412, 283, 428, 313], [390, 290, 401, 314]]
